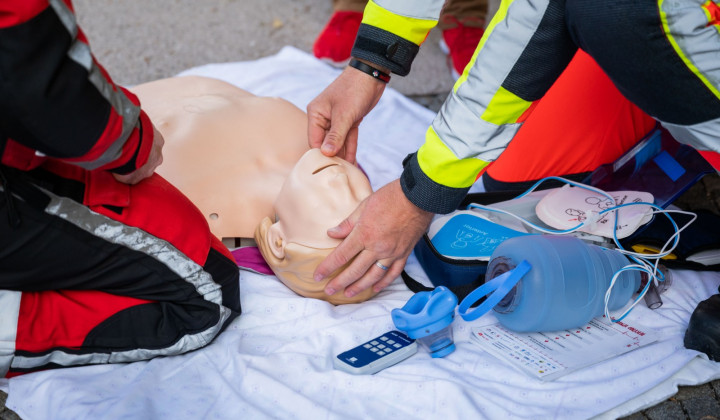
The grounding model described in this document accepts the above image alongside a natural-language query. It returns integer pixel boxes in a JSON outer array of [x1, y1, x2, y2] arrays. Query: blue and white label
[[431, 214, 529, 259]]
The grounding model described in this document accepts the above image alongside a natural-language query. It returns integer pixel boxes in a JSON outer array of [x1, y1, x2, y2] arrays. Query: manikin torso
[[130, 75, 310, 242], [131, 76, 376, 304]]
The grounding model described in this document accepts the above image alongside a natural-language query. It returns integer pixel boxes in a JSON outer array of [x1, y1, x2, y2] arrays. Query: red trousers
[[482, 50, 660, 190]]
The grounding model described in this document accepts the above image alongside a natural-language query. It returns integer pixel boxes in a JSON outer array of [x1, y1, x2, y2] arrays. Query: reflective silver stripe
[[374, 0, 444, 20], [661, 116, 720, 153], [49, 0, 141, 170], [432, 0, 548, 162], [657, 0, 720, 152], [11, 331, 209, 369], [78, 61, 140, 170], [660, 0, 720, 99], [433, 92, 522, 161], [11, 190, 233, 371], [0, 291, 21, 377]]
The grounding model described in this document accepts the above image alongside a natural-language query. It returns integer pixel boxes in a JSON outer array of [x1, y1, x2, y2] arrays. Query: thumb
[[327, 217, 355, 239], [320, 114, 355, 157], [328, 193, 367, 238]]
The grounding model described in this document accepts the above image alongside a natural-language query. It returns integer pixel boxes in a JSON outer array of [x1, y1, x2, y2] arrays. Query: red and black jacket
[[0, 0, 153, 175]]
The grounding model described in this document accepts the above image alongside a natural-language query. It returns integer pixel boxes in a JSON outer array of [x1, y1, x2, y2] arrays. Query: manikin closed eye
[[312, 163, 339, 174]]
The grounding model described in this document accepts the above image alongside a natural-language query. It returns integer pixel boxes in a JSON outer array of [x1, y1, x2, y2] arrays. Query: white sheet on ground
[[2, 46, 719, 420]]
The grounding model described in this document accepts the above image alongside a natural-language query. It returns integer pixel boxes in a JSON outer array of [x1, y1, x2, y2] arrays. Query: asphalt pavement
[[1, 1, 719, 419]]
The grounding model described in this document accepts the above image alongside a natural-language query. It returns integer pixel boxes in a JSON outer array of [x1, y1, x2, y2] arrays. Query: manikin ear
[[266, 222, 286, 259]]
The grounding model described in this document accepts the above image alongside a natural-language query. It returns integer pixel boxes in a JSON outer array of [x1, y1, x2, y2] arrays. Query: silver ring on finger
[[375, 261, 390, 271]]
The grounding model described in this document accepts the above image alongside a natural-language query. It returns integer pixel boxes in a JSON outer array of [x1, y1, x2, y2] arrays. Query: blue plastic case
[[584, 126, 715, 209]]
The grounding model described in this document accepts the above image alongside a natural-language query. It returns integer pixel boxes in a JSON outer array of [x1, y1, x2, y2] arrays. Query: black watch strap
[[348, 58, 391, 83]]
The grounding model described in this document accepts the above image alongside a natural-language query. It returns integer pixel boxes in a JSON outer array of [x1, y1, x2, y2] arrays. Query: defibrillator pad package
[[428, 211, 531, 260], [535, 186, 654, 239]]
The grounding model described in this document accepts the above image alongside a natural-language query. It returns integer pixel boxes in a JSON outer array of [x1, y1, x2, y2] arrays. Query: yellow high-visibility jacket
[[353, 0, 720, 214]]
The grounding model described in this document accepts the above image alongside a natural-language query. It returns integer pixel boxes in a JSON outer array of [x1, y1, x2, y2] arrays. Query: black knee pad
[[684, 292, 720, 361]]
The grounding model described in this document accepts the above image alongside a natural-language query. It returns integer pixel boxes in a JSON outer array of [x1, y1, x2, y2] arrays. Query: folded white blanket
[[2, 47, 719, 420]]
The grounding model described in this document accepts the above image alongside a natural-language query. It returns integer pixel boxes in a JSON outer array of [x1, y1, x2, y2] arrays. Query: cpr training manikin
[[131, 76, 378, 304]]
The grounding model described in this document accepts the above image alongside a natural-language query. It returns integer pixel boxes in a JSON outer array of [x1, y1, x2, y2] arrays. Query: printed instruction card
[[471, 317, 659, 381]]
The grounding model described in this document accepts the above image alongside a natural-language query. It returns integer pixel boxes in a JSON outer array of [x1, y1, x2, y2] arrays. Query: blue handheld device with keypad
[[333, 330, 417, 375]]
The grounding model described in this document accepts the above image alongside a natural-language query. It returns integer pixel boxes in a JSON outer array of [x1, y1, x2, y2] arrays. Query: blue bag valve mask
[[391, 286, 458, 358]]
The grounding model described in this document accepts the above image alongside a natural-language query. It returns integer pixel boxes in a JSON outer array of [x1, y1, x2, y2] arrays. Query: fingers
[[113, 125, 165, 185], [324, 252, 405, 298], [373, 260, 405, 292], [344, 125, 359, 165], [317, 203, 364, 278], [307, 97, 356, 162], [153, 125, 166, 149], [307, 111, 329, 150], [344, 258, 405, 297], [306, 66, 384, 162], [113, 170, 144, 185], [314, 231, 366, 289], [314, 180, 434, 298]]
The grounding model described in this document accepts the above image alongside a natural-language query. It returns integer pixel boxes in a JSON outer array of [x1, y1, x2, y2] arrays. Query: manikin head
[[255, 148, 377, 304]]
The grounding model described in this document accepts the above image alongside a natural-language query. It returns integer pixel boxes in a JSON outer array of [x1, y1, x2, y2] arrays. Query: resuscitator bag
[[457, 235, 641, 332]]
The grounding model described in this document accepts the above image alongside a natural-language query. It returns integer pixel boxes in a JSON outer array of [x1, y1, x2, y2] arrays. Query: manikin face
[[269, 148, 373, 254], [255, 148, 376, 304]]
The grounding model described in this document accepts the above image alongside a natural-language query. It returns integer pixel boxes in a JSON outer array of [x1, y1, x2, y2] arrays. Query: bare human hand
[[306, 63, 387, 164], [113, 124, 165, 185], [313, 179, 434, 298]]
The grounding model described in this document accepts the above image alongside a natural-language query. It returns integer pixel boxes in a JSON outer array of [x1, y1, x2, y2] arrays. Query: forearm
[[0, 1, 152, 174]]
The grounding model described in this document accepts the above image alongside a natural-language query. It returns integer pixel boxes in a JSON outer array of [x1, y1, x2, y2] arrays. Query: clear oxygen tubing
[[465, 176, 697, 323]]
